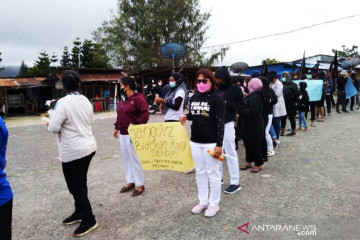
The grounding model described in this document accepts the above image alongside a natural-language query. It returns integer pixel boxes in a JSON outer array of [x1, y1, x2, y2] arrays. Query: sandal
[[120, 183, 135, 193], [132, 186, 145, 197], [240, 164, 252, 170], [251, 166, 262, 173]]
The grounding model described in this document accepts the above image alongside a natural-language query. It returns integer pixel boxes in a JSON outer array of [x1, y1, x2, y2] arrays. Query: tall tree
[[93, 0, 227, 70], [34, 51, 51, 77], [50, 52, 58, 67], [81, 39, 95, 68], [18, 60, 29, 77], [89, 43, 111, 68], [71, 37, 82, 67], [332, 45, 359, 58], [61, 46, 71, 67], [0, 52, 4, 72]]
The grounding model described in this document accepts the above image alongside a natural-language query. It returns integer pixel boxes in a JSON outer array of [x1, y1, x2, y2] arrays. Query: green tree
[[34, 51, 51, 77], [17, 60, 29, 77], [50, 52, 58, 66], [60, 46, 71, 67], [89, 43, 111, 68], [332, 45, 359, 58], [0, 52, 4, 72], [71, 37, 81, 67], [27, 66, 39, 77], [93, 0, 226, 70], [81, 39, 95, 68], [263, 58, 279, 64]]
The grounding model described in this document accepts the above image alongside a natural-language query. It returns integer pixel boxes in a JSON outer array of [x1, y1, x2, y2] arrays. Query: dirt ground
[[5, 110, 360, 240]]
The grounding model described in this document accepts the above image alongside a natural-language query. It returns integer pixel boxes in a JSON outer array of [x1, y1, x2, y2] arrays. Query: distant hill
[[0, 66, 20, 78]]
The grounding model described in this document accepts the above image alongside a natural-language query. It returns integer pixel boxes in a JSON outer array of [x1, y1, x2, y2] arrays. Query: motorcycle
[[145, 93, 159, 114]]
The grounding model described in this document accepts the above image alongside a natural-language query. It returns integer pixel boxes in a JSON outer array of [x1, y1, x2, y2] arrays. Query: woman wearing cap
[[155, 72, 187, 122], [47, 70, 98, 237], [114, 77, 149, 197], [180, 68, 225, 217], [239, 78, 265, 173]]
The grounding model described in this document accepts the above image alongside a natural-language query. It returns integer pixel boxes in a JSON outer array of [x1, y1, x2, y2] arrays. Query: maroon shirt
[[114, 93, 149, 135]]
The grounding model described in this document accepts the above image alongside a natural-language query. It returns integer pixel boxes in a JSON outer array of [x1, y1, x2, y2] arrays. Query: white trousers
[[219, 122, 240, 185], [265, 114, 273, 151], [119, 134, 144, 186], [190, 141, 221, 207]]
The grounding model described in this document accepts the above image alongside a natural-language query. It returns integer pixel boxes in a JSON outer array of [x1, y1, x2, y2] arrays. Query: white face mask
[[158, 83, 162, 86]]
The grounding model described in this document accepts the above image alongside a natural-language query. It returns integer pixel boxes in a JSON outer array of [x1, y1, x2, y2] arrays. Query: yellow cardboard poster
[[128, 122, 194, 172]]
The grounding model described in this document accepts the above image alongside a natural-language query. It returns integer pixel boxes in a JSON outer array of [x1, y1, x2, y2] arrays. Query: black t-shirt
[[187, 91, 225, 146], [337, 77, 346, 91]]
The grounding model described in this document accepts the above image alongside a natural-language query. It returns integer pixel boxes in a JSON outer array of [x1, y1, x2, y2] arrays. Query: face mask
[[120, 87, 126, 96], [197, 83, 211, 93], [158, 83, 162, 86], [306, 75, 312, 80], [169, 82, 176, 88], [281, 77, 286, 82]]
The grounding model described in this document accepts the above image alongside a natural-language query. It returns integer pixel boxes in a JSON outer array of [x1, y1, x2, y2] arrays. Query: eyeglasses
[[196, 79, 209, 84]]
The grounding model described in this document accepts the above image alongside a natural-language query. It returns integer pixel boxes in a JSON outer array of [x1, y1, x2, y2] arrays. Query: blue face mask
[[306, 75, 312, 80], [281, 77, 286, 82], [169, 82, 176, 88]]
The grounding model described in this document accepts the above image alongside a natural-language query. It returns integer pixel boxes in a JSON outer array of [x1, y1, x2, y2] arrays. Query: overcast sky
[[1, 0, 359, 67]]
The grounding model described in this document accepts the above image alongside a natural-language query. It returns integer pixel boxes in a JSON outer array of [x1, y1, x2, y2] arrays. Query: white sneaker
[[184, 168, 195, 174], [275, 139, 280, 145], [191, 204, 208, 214], [267, 150, 275, 157], [204, 206, 220, 217]]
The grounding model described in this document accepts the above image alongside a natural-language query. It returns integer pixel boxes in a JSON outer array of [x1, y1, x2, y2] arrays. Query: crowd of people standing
[[0, 67, 358, 239]]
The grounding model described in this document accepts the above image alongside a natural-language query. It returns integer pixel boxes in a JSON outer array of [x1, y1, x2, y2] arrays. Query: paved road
[[6, 110, 360, 240]]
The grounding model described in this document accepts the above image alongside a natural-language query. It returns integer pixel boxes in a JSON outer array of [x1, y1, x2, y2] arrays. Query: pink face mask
[[197, 83, 211, 93]]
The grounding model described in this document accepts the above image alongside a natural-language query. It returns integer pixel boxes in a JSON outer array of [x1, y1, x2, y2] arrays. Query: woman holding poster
[[114, 77, 149, 197], [180, 68, 225, 218]]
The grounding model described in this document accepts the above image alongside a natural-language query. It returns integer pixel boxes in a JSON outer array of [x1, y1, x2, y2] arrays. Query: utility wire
[[201, 13, 360, 49]]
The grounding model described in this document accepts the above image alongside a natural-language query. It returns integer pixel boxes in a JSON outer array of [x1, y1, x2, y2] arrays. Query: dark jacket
[[337, 76, 346, 91], [238, 91, 264, 143], [114, 93, 149, 135], [351, 75, 359, 91], [154, 84, 163, 95], [215, 67, 244, 123], [282, 72, 299, 116], [267, 89, 278, 115], [296, 82, 309, 112]]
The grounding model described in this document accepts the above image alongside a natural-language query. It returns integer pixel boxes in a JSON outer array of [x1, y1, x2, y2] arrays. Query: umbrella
[[230, 62, 249, 72], [344, 57, 360, 69], [160, 43, 186, 72]]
